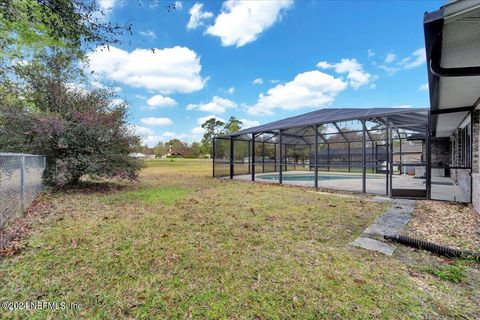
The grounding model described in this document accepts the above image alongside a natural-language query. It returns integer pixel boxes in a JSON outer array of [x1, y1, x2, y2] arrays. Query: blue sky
[[88, 0, 444, 146]]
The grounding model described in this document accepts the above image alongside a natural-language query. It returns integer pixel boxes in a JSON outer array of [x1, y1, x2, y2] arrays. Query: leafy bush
[[0, 0, 140, 188], [0, 87, 144, 187]]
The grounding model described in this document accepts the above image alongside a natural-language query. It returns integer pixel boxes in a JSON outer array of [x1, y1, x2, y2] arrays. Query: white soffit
[[435, 112, 468, 137], [439, 6, 480, 110], [444, 1, 480, 22], [442, 9, 480, 68], [438, 77, 480, 109]]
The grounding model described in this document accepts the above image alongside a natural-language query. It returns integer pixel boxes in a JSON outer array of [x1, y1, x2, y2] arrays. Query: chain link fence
[[0, 153, 46, 228]]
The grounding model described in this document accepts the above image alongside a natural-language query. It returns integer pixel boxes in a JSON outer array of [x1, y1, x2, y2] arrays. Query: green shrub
[[0, 89, 144, 187]]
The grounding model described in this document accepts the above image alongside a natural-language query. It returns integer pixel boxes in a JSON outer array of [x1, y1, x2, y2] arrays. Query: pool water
[[258, 173, 381, 181]]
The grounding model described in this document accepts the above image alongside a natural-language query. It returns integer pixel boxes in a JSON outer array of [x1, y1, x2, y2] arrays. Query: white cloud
[[161, 131, 176, 138], [147, 94, 177, 108], [323, 126, 337, 134], [141, 117, 173, 126], [197, 114, 226, 125], [317, 58, 372, 89], [109, 98, 124, 107], [189, 126, 205, 141], [144, 136, 163, 147], [91, 80, 121, 92], [367, 49, 375, 57], [177, 133, 194, 141], [139, 30, 156, 38], [187, 3, 213, 30], [270, 79, 280, 84], [98, 0, 116, 12], [377, 48, 426, 75], [252, 78, 263, 85], [191, 126, 205, 135], [91, 80, 106, 89], [132, 125, 154, 136], [385, 53, 396, 63], [226, 86, 235, 94], [247, 70, 347, 116], [130, 125, 162, 147], [161, 131, 199, 143], [175, 1, 183, 10], [65, 82, 88, 94], [186, 96, 237, 113], [94, 0, 117, 20], [239, 119, 260, 128], [399, 48, 426, 69], [206, 0, 293, 47], [134, 119, 219, 145], [86, 45, 207, 94], [418, 83, 429, 91], [378, 64, 399, 75]]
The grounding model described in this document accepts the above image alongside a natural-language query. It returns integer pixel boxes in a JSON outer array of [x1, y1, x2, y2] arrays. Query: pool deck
[[230, 170, 467, 202]]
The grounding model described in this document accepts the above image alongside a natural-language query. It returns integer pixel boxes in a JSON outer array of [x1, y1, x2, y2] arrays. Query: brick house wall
[[431, 137, 450, 168], [448, 111, 479, 211]]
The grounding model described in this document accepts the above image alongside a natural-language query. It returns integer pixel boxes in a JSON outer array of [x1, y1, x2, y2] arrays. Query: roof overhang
[[424, 0, 480, 137]]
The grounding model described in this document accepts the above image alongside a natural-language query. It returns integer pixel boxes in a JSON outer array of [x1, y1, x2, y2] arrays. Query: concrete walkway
[[232, 171, 468, 202], [351, 198, 416, 255]]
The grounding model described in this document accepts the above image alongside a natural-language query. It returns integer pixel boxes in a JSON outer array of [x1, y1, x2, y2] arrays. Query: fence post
[[20, 155, 26, 212]]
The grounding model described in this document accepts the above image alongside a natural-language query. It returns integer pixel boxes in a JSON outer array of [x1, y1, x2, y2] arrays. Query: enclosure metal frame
[[213, 108, 431, 198]]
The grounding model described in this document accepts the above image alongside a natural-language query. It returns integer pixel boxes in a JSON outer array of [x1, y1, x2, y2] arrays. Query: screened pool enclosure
[[213, 108, 452, 199]]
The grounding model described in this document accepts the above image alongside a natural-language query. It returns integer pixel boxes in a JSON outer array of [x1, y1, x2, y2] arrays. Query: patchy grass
[[427, 261, 467, 283], [144, 158, 212, 176], [0, 159, 479, 318], [101, 186, 192, 205]]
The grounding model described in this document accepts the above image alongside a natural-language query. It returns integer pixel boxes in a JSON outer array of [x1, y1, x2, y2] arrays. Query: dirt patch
[[0, 195, 51, 256], [406, 200, 480, 251]]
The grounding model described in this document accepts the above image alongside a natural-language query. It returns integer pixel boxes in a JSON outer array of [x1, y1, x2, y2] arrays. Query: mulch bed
[[406, 200, 480, 251]]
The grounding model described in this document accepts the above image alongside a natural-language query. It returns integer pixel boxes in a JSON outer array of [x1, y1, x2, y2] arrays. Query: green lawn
[[0, 159, 478, 319]]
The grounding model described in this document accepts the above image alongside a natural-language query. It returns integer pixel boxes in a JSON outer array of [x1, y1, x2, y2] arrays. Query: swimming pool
[[257, 173, 382, 181]]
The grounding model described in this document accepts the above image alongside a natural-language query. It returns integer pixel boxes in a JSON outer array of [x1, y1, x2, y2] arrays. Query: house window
[[452, 123, 472, 168], [465, 123, 471, 167]]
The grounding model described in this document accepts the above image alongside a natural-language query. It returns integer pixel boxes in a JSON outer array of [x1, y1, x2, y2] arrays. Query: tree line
[[137, 116, 244, 158]]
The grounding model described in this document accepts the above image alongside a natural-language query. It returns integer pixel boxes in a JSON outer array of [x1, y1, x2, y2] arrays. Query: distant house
[[130, 153, 155, 159], [161, 151, 183, 159], [169, 152, 182, 157], [130, 152, 146, 158]]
